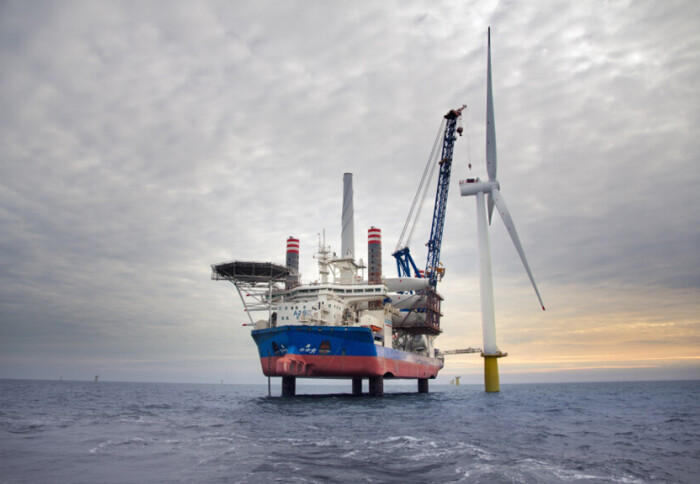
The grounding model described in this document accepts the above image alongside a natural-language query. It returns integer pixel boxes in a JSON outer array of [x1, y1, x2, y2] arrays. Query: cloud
[[1, 0, 698, 383]]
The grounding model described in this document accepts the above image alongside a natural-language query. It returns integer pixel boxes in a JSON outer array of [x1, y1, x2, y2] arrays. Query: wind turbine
[[459, 28, 545, 392]]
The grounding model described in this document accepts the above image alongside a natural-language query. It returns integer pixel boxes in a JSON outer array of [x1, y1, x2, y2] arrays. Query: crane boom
[[425, 105, 465, 287], [390, 105, 465, 335], [392, 106, 465, 285]]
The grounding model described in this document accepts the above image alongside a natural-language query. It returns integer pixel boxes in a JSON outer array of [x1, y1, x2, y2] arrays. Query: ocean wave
[[2, 380, 698, 484]]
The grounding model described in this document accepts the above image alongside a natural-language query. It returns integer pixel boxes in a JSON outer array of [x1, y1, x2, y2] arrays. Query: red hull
[[260, 354, 442, 379]]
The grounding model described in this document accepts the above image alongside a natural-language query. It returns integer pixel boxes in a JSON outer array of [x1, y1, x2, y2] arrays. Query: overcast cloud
[[1, 0, 698, 384]]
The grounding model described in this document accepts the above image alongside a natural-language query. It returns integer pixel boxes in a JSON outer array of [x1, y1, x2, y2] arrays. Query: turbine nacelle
[[459, 178, 499, 197]]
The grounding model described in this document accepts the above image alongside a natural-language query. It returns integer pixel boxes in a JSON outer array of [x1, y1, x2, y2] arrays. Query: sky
[[1, 0, 698, 385]]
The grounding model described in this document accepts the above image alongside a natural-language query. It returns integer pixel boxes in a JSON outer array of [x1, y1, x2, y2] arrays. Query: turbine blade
[[487, 193, 495, 225], [486, 27, 497, 182], [491, 188, 545, 311]]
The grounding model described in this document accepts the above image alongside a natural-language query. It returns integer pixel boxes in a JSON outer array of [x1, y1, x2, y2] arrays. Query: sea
[[0, 379, 698, 483]]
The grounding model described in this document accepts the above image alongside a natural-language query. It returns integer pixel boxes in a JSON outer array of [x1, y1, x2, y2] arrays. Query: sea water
[[0, 379, 698, 483]]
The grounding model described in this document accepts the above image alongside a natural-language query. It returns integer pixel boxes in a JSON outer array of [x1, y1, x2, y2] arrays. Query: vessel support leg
[[369, 376, 384, 396], [282, 376, 296, 397], [418, 378, 429, 394], [352, 378, 362, 395]]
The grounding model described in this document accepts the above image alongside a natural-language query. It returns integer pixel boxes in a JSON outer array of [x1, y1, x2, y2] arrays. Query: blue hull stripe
[[252, 325, 440, 367]]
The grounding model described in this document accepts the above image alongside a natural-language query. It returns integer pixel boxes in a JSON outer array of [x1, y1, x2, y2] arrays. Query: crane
[[393, 105, 466, 289]]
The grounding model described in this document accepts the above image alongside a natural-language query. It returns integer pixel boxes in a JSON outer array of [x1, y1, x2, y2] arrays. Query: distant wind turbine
[[459, 28, 545, 393]]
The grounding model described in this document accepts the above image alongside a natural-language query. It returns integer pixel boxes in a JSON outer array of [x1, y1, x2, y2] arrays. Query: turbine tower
[[460, 28, 545, 392]]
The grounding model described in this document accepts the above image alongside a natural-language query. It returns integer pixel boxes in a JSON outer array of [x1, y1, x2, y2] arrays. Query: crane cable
[[463, 107, 473, 171], [395, 118, 447, 253], [406, 135, 441, 250]]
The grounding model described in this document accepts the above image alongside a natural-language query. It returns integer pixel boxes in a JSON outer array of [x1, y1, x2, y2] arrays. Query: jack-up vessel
[[212, 171, 453, 396]]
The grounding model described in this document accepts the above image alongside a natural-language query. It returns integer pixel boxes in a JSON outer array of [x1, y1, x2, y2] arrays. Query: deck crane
[[393, 105, 466, 289]]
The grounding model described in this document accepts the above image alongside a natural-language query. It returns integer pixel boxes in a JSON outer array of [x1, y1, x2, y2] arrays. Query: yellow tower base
[[483, 353, 506, 392]]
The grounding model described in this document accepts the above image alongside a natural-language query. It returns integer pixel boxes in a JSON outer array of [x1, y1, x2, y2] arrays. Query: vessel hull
[[252, 326, 443, 379]]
